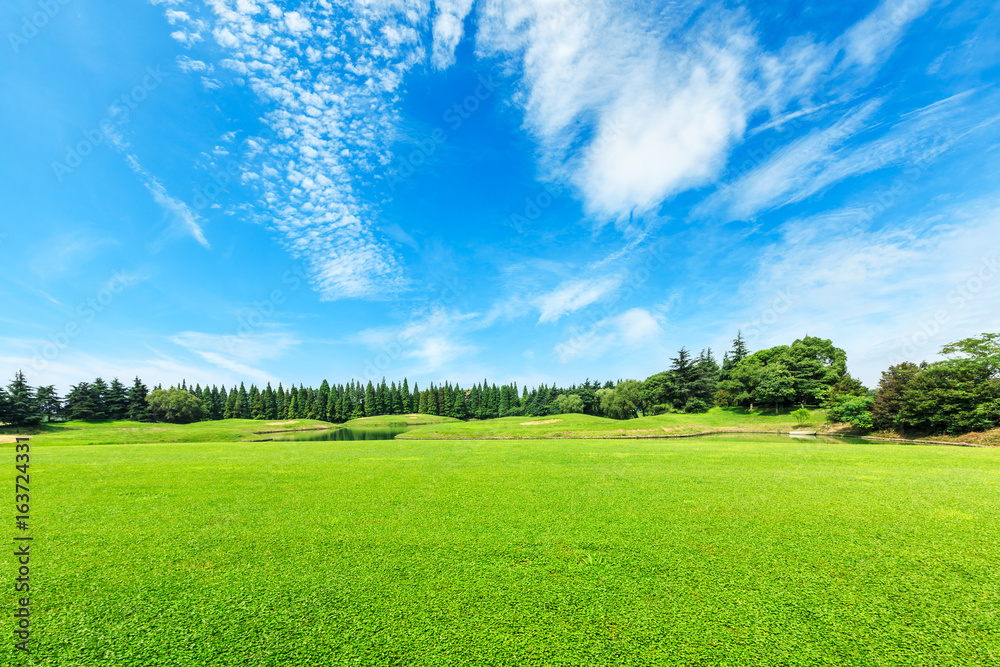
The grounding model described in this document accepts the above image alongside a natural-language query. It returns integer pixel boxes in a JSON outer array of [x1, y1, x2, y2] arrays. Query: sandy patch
[[520, 419, 563, 426], [0, 435, 22, 444], [266, 421, 299, 426]]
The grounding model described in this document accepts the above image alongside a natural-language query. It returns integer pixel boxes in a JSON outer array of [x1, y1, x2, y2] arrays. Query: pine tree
[[499, 386, 510, 416], [106, 378, 129, 420], [401, 378, 411, 413], [224, 386, 237, 419], [35, 385, 62, 422], [128, 377, 154, 422], [375, 379, 387, 415], [236, 383, 250, 419], [5, 371, 41, 426], [90, 378, 110, 420], [730, 331, 749, 365], [317, 380, 330, 419], [391, 381, 404, 414]]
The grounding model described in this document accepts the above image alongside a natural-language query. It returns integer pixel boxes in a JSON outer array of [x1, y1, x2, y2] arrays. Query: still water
[[268, 427, 410, 441]]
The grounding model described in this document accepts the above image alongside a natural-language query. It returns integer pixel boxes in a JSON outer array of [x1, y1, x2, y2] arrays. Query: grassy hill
[[397, 407, 827, 440]]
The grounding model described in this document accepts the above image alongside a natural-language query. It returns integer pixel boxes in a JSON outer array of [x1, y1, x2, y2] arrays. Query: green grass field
[[397, 407, 826, 440], [4, 426, 998, 665]]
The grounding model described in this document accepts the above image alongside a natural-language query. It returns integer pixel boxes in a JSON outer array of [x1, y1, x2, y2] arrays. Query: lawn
[[4, 430, 997, 665], [397, 407, 827, 440]]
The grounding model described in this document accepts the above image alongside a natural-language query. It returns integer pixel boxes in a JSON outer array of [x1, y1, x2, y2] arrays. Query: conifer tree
[[364, 381, 376, 417], [401, 378, 411, 413], [106, 378, 129, 420], [236, 383, 250, 419], [4, 371, 41, 426], [35, 385, 62, 422]]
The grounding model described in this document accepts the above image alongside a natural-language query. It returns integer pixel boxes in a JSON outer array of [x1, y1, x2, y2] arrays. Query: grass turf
[[4, 432, 998, 665], [397, 407, 828, 440]]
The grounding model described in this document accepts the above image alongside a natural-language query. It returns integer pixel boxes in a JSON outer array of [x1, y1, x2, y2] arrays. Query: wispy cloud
[[554, 307, 664, 363], [170, 329, 300, 385], [701, 89, 1000, 221], [728, 200, 1000, 384], [839, 0, 935, 70], [354, 307, 480, 376], [535, 275, 623, 324]]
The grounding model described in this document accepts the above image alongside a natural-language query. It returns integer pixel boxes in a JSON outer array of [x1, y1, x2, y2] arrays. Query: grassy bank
[[397, 407, 827, 440], [6, 432, 997, 665], [343, 413, 460, 428], [0, 418, 333, 447]]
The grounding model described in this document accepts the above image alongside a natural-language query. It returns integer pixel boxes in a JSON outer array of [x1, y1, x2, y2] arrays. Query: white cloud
[[702, 89, 1000, 221], [171, 329, 300, 385], [106, 126, 210, 249], [283, 11, 311, 33], [150, 0, 432, 299], [729, 201, 1000, 385], [176, 55, 213, 73], [554, 308, 664, 363], [535, 275, 623, 324], [840, 0, 934, 70], [477, 1, 754, 222], [354, 307, 479, 376], [430, 0, 474, 69]]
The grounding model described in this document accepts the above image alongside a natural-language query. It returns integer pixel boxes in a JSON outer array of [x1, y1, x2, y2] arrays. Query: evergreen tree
[[251, 385, 265, 419], [65, 382, 103, 421], [730, 331, 749, 365], [450, 386, 469, 419], [375, 379, 387, 415], [325, 390, 337, 422], [401, 378, 412, 413], [4, 371, 41, 426], [35, 385, 62, 422], [236, 383, 250, 419], [89, 377, 110, 420], [364, 381, 376, 417], [224, 386, 237, 419], [317, 380, 330, 419], [391, 381, 404, 414], [106, 378, 129, 420], [127, 378, 153, 422]]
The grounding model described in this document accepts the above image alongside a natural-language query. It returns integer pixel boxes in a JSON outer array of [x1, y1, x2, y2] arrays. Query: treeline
[[637, 333, 859, 415], [3, 332, 997, 437], [0, 333, 867, 427], [827, 333, 1000, 435], [0, 372, 625, 426]]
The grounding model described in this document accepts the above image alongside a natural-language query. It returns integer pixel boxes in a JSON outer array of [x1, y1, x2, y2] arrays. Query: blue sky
[[2, 0, 999, 393]]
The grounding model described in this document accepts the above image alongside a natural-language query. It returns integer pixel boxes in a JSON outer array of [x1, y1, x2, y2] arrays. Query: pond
[[268, 427, 411, 441]]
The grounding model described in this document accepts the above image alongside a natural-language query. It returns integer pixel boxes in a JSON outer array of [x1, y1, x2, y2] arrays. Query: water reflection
[[269, 427, 410, 441]]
